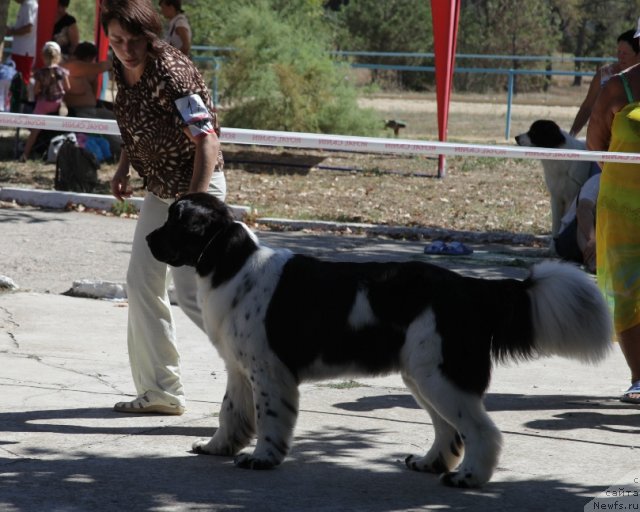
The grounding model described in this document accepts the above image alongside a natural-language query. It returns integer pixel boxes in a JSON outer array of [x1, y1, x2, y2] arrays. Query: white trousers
[[125, 172, 226, 407]]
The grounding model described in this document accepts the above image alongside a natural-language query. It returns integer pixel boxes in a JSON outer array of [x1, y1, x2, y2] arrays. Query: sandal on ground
[[620, 380, 640, 404], [113, 394, 185, 415]]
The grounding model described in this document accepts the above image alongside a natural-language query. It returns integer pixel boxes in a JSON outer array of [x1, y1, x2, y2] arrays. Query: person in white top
[[554, 172, 600, 273], [159, 0, 191, 57], [6, 0, 38, 84]]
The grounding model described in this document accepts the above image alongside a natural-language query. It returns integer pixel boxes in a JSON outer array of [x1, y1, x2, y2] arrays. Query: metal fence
[[3, 41, 614, 139], [190, 47, 613, 139]]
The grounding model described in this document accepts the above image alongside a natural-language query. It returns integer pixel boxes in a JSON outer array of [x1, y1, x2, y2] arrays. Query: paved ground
[[1, 201, 639, 511]]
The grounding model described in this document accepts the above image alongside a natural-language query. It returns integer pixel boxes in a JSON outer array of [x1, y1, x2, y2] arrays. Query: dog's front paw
[[440, 470, 484, 489], [192, 438, 236, 456], [405, 454, 449, 474], [234, 453, 279, 470]]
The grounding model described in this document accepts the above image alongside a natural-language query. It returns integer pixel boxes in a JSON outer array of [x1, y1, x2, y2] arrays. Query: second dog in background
[[515, 119, 598, 241]]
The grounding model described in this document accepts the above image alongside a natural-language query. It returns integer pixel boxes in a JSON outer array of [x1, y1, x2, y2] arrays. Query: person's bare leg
[[20, 128, 40, 161], [619, 323, 640, 400]]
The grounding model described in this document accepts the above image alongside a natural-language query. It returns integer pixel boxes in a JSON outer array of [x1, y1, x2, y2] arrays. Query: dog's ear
[[168, 199, 189, 224], [166, 199, 203, 233], [178, 193, 233, 222]]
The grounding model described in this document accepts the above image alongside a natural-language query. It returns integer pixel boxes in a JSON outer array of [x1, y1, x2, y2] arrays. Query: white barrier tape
[[0, 112, 121, 136], [2, 111, 639, 164]]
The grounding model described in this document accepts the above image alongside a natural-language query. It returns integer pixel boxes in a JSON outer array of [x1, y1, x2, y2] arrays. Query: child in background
[[20, 42, 70, 162]]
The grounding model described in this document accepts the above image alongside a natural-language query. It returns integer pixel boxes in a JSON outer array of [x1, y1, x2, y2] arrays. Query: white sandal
[[113, 394, 185, 415], [620, 380, 640, 405]]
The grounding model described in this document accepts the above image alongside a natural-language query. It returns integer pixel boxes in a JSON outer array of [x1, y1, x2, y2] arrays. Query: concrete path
[[1, 203, 638, 511]]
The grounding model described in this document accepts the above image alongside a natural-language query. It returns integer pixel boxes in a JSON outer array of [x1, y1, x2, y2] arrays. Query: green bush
[[200, 0, 380, 136]]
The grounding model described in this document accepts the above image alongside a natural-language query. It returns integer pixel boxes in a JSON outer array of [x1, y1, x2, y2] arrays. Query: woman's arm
[[570, 68, 603, 136], [65, 59, 112, 79], [7, 23, 33, 37], [187, 129, 220, 193], [175, 26, 191, 56], [586, 76, 624, 153]]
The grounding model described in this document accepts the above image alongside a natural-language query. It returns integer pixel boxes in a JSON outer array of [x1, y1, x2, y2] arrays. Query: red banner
[[95, 0, 109, 99], [35, 0, 58, 69], [431, 0, 460, 177]]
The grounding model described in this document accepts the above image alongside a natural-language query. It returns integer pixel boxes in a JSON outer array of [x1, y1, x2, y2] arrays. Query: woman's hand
[[111, 170, 132, 201], [111, 149, 132, 201]]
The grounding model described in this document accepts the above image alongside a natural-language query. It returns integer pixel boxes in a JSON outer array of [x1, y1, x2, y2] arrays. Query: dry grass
[[0, 143, 551, 239], [0, 85, 589, 243], [225, 147, 550, 234]]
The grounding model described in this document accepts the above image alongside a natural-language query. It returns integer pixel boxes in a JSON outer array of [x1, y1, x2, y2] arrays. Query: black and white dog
[[147, 193, 612, 488], [515, 120, 597, 239]]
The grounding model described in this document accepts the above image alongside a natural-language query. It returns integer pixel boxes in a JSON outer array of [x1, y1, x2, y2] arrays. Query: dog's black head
[[147, 192, 233, 268], [515, 120, 566, 148]]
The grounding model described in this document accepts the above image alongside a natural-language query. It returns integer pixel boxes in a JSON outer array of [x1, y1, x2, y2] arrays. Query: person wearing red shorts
[[6, 0, 38, 84]]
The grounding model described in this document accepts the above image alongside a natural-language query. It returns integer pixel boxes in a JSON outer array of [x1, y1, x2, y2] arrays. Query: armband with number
[[175, 94, 215, 138]]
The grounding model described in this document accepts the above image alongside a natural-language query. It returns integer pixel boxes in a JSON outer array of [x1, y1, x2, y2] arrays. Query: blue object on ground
[[424, 240, 473, 256]]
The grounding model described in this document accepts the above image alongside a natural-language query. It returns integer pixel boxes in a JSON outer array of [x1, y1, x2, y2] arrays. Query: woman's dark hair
[[59, 0, 71, 7], [618, 29, 640, 55], [100, 0, 163, 54], [159, 0, 183, 12]]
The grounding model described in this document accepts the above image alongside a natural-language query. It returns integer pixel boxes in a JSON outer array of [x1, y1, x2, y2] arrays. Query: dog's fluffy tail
[[526, 261, 612, 363]]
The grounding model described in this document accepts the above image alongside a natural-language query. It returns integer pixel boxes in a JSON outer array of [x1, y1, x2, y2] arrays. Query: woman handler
[[101, 0, 226, 415]]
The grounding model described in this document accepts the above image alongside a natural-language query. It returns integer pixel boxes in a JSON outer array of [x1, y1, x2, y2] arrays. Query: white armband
[[175, 94, 215, 137]]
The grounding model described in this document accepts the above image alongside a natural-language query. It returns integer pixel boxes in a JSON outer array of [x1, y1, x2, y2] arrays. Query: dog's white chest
[[197, 247, 291, 356]]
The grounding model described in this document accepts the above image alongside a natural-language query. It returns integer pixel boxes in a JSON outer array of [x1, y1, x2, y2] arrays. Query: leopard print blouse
[[112, 41, 223, 199]]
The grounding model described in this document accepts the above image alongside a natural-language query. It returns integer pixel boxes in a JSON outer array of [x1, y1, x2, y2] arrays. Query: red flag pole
[[95, 0, 109, 99], [35, 1, 58, 69], [431, 0, 460, 178]]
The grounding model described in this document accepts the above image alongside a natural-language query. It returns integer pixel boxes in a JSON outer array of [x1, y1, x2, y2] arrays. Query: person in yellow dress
[[587, 22, 640, 404]]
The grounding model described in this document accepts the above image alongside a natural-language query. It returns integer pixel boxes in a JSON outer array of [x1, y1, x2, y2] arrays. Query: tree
[[189, 0, 380, 135], [550, 0, 640, 85], [331, 0, 434, 90], [457, 0, 561, 93]]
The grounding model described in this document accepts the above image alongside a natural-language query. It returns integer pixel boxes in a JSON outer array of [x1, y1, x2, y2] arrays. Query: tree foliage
[[331, 0, 433, 90], [454, 0, 562, 92], [551, 0, 640, 58], [4, 1, 640, 105], [189, 0, 380, 135], [327, 0, 640, 93]]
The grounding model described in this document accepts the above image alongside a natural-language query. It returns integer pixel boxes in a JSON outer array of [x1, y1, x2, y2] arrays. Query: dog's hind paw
[[405, 454, 449, 474], [192, 439, 213, 454], [192, 438, 236, 456], [440, 471, 484, 489], [234, 453, 279, 470]]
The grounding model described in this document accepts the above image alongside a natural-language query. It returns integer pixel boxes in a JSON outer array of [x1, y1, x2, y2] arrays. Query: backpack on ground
[[47, 133, 76, 163], [54, 138, 100, 193]]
